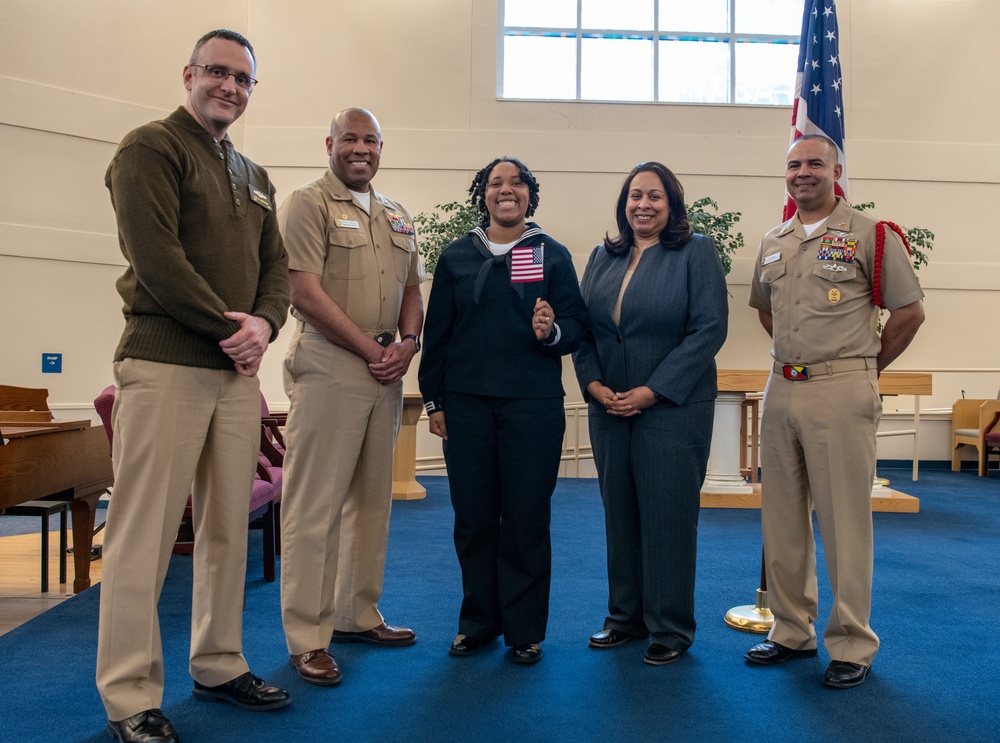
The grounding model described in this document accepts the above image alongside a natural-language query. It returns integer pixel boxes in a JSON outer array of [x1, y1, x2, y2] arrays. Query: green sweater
[[106, 107, 289, 369]]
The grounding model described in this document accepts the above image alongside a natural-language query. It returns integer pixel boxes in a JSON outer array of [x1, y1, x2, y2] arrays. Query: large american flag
[[510, 244, 544, 282], [783, 0, 847, 220]]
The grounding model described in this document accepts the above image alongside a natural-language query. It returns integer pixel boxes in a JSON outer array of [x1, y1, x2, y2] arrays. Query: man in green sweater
[[97, 29, 291, 743]]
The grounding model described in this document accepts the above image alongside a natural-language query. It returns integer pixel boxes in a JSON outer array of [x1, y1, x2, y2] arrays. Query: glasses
[[190, 64, 257, 91]]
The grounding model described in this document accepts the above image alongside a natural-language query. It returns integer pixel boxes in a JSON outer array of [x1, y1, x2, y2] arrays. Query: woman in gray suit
[[573, 162, 728, 665]]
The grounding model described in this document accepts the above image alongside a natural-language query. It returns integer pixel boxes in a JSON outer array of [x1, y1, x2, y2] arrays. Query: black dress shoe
[[643, 643, 682, 666], [509, 643, 543, 664], [588, 628, 638, 649], [744, 640, 818, 666], [107, 708, 178, 743], [193, 672, 291, 711], [823, 660, 870, 689]]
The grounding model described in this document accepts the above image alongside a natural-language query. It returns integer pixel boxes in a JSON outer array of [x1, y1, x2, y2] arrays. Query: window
[[499, 0, 802, 105]]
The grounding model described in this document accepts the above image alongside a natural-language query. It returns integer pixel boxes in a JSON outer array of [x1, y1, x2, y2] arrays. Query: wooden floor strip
[[0, 530, 105, 636]]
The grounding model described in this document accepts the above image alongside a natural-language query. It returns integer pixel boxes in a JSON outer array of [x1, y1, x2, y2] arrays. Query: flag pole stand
[[724, 550, 773, 634]]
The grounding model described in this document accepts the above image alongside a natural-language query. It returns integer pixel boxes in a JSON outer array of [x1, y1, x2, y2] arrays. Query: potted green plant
[[414, 197, 933, 281]]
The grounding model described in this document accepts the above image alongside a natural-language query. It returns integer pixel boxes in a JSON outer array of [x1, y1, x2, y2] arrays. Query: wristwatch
[[402, 334, 421, 352]]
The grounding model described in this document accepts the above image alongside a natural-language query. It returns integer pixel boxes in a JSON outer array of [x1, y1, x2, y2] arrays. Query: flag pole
[[725, 0, 846, 636], [724, 549, 773, 634]]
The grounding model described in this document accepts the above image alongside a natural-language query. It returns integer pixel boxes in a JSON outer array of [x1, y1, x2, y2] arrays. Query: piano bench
[[2, 500, 69, 592]]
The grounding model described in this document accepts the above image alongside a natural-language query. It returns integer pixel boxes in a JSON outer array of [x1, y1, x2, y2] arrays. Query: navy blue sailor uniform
[[418, 223, 587, 645]]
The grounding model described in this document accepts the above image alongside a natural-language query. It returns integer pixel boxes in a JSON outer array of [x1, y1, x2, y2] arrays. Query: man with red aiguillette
[[745, 134, 924, 689]]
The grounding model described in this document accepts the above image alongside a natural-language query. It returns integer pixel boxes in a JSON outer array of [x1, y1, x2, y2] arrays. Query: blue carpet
[[1, 470, 997, 742]]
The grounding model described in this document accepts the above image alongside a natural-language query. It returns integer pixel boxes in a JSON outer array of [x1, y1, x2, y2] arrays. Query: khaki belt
[[773, 357, 875, 381], [297, 320, 397, 345]]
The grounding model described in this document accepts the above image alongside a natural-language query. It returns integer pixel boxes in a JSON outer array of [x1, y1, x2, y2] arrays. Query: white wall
[[1, 0, 997, 462]]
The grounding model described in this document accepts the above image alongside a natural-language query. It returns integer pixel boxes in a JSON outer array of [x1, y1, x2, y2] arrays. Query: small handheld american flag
[[510, 243, 544, 283]]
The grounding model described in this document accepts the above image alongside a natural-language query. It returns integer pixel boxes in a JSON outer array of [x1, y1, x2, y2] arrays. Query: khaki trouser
[[280, 329, 401, 655], [97, 359, 259, 721], [760, 366, 882, 666]]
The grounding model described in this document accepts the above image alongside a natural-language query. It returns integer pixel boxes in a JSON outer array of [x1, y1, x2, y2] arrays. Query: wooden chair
[[952, 398, 1000, 475], [259, 393, 287, 554], [739, 394, 762, 484], [979, 402, 1000, 477]]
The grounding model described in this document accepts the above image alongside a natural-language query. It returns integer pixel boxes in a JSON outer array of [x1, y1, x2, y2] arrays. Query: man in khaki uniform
[[277, 108, 426, 686], [744, 135, 924, 689]]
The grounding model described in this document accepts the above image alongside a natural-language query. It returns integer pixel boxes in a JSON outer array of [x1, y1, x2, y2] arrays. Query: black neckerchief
[[469, 223, 546, 304]]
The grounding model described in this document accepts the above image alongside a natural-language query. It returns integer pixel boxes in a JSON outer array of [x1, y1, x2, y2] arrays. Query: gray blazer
[[573, 233, 728, 406]]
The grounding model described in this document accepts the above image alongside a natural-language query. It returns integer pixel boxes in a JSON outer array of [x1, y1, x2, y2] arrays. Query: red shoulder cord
[[873, 221, 911, 309]]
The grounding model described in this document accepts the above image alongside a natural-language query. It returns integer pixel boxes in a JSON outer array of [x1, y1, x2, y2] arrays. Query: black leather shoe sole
[[107, 723, 179, 743], [193, 686, 291, 711], [823, 661, 870, 689], [643, 643, 682, 666], [330, 630, 416, 647], [588, 629, 638, 649], [744, 641, 818, 666]]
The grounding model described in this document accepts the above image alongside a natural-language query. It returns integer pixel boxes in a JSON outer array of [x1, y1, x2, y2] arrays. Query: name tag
[[762, 252, 781, 266], [335, 218, 360, 229], [249, 185, 271, 210]]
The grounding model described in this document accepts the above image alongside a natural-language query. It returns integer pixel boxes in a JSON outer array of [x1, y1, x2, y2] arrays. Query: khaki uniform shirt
[[748, 198, 923, 365], [278, 169, 425, 333]]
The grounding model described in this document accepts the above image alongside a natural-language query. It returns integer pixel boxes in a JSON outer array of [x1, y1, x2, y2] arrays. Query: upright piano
[[0, 385, 114, 593]]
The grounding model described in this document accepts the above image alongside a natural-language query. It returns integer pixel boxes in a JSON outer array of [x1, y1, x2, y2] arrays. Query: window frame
[[497, 0, 800, 106]]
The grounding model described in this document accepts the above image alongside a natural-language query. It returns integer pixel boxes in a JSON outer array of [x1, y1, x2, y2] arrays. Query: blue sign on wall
[[42, 353, 62, 373]]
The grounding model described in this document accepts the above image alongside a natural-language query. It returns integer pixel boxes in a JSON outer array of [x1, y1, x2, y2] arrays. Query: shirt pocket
[[812, 262, 858, 283], [326, 228, 369, 280], [389, 232, 416, 283], [759, 261, 787, 312]]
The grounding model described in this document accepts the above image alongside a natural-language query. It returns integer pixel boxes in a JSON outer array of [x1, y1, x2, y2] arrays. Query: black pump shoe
[[510, 643, 543, 664], [644, 643, 682, 666]]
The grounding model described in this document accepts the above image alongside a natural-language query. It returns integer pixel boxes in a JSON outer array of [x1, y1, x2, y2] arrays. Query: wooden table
[[701, 370, 931, 513], [392, 394, 426, 500]]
